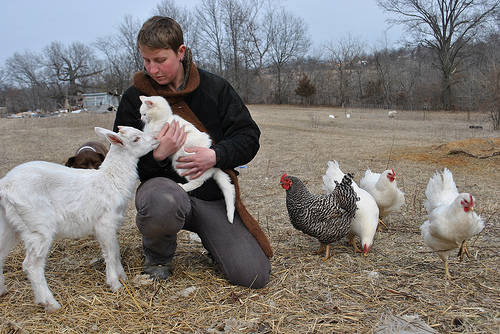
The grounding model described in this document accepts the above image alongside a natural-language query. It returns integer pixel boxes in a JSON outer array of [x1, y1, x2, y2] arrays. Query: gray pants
[[135, 177, 271, 288]]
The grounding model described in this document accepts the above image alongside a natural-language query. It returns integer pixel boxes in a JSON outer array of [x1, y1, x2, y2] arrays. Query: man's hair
[[137, 16, 184, 52]]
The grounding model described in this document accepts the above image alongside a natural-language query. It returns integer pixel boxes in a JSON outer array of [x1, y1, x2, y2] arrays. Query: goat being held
[[0, 126, 159, 312]]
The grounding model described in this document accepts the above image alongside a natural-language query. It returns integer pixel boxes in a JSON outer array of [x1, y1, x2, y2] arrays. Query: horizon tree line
[[0, 0, 499, 128]]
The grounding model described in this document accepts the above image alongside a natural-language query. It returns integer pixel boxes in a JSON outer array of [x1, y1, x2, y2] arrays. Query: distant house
[[82, 92, 121, 111]]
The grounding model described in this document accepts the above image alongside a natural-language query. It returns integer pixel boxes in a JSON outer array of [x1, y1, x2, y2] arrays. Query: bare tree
[[6, 51, 44, 89], [268, 8, 309, 104], [325, 34, 366, 106], [154, 0, 200, 58], [222, 0, 269, 97], [43, 42, 103, 105], [243, 3, 275, 103], [117, 15, 143, 72], [197, 0, 226, 74], [0, 66, 7, 88], [94, 36, 135, 94], [5, 50, 46, 111], [221, 0, 249, 90], [373, 47, 398, 106], [378, 0, 500, 110], [462, 34, 500, 128]]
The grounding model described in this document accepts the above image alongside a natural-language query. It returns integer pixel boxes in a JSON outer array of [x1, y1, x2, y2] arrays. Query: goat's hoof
[[43, 301, 61, 313], [109, 282, 123, 292]]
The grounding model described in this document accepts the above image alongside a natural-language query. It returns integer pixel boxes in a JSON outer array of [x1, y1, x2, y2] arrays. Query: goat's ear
[[95, 127, 114, 138], [95, 127, 124, 146], [106, 133, 125, 147]]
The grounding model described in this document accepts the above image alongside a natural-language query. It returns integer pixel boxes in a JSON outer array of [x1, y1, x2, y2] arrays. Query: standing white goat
[[0, 126, 159, 312]]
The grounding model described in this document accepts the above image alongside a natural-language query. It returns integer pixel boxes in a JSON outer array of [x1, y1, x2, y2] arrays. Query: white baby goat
[[0, 126, 159, 312]]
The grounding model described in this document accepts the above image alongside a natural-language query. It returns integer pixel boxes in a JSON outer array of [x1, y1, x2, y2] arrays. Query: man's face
[[141, 46, 184, 86]]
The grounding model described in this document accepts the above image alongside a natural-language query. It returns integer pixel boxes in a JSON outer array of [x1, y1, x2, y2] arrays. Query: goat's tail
[[213, 169, 235, 223]]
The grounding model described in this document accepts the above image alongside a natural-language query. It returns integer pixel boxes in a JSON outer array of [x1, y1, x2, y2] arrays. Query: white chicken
[[360, 168, 405, 227], [322, 160, 379, 256], [420, 168, 484, 279]]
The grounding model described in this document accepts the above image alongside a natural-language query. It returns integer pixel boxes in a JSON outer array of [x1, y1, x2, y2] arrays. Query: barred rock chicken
[[420, 168, 484, 279], [323, 160, 379, 256], [359, 168, 405, 227], [280, 173, 359, 259]]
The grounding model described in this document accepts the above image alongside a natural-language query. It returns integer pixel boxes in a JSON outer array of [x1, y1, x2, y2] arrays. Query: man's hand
[[152, 120, 186, 162], [176, 146, 217, 179]]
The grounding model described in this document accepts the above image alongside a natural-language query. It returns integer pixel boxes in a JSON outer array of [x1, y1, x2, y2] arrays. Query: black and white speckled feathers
[[283, 173, 359, 245]]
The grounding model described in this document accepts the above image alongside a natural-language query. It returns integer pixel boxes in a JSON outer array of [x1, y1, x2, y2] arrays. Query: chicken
[[420, 168, 484, 279], [280, 172, 359, 259], [322, 160, 379, 256], [359, 168, 405, 228]]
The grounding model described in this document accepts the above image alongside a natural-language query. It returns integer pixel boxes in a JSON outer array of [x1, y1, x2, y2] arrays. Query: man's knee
[[225, 257, 271, 289], [135, 178, 190, 237]]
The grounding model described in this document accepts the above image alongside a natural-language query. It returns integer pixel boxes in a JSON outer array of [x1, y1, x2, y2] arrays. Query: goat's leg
[[0, 216, 20, 295], [94, 228, 126, 292], [23, 237, 61, 312]]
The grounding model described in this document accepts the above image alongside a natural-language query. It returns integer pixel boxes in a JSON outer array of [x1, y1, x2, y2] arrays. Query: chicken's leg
[[323, 244, 331, 260], [315, 244, 331, 260], [315, 244, 325, 256], [457, 240, 471, 262], [444, 260, 453, 279], [348, 237, 361, 254]]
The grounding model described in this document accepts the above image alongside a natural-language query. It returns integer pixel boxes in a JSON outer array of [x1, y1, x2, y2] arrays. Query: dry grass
[[0, 106, 499, 333]]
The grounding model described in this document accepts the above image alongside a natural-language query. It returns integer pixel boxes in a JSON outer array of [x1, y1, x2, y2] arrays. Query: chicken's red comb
[[392, 169, 395, 175], [469, 194, 473, 207]]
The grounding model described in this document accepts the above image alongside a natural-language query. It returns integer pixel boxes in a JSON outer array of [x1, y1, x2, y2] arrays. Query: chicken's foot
[[348, 237, 361, 254], [377, 219, 388, 231]]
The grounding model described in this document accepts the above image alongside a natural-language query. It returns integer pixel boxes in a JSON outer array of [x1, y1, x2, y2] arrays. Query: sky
[[0, 0, 405, 66]]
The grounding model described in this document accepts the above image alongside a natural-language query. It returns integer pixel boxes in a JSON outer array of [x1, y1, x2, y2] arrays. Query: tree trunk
[[441, 75, 452, 110]]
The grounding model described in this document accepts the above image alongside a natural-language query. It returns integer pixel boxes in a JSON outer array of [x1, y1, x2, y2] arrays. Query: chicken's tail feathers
[[419, 219, 431, 240], [359, 168, 379, 189], [441, 168, 458, 192], [322, 159, 345, 194], [424, 168, 459, 213]]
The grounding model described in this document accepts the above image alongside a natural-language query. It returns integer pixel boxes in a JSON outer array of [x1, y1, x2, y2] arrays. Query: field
[[0, 105, 499, 333]]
